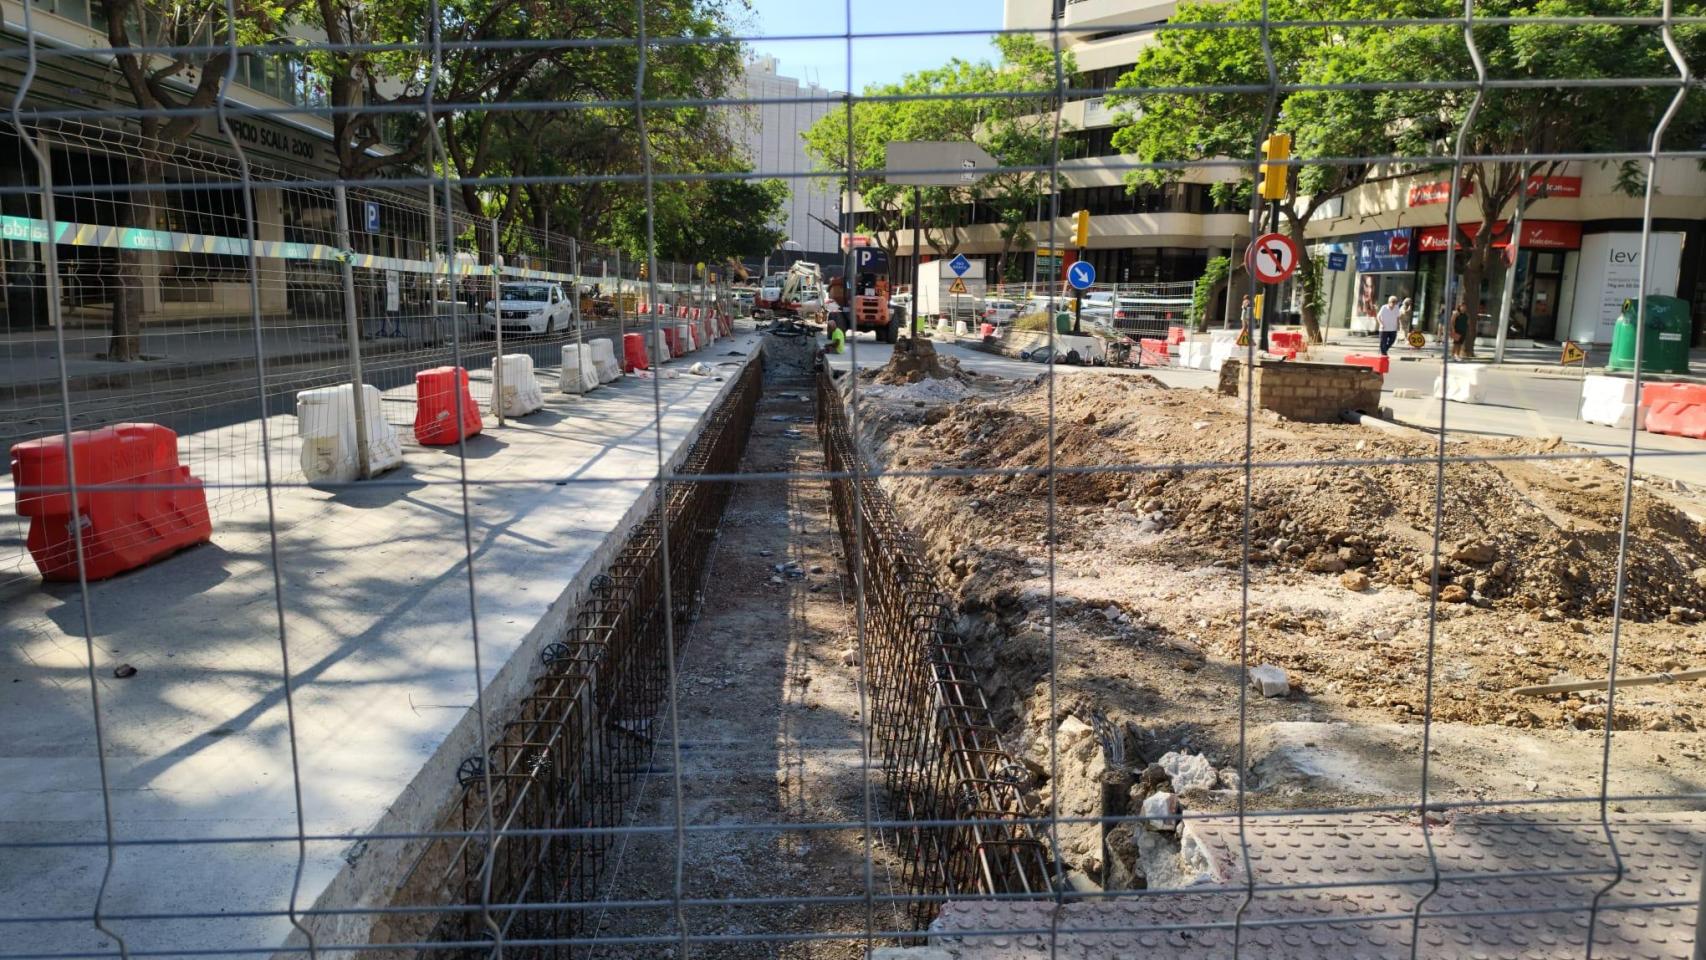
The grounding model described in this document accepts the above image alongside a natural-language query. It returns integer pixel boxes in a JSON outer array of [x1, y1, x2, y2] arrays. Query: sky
[[733, 0, 1007, 92]]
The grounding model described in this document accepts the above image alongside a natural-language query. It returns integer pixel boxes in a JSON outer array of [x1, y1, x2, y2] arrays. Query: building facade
[[734, 56, 842, 269]]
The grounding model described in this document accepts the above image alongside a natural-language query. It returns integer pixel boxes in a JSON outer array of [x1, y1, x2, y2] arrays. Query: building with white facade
[[735, 56, 843, 267]]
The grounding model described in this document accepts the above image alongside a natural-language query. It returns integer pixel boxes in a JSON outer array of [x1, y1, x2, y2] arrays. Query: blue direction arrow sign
[[1067, 260, 1096, 290], [948, 253, 971, 277]]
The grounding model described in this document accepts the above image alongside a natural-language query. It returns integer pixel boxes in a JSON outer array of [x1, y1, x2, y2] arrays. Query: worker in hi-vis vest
[[826, 323, 845, 354]]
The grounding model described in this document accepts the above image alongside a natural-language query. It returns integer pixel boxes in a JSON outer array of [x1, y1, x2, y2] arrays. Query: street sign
[[1237, 328, 1251, 347], [1407, 330, 1426, 349], [1247, 233, 1300, 284], [948, 277, 969, 295], [1326, 251, 1348, 271], [1561, 340, 1587, 365], [884, 141, 998, 187], [1067, 260, 1096, 291], [854, 246, 890, 274], [948, 253, 971, 277], [364, 201, 380, 234]]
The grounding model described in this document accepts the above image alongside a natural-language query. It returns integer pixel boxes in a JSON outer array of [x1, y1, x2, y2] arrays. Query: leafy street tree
[[100, 0, 306, 360], [804, 35, 1071, 280], [1111, 0, 1411, 343], [1361, 0, 1704, 355], [603, 177, 790, 264], [1115, 0, 1702, 348]]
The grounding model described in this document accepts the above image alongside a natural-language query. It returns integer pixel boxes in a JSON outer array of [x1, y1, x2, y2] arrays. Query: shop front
[[1349, 227, 1416, 332], [1415, 220, 1582, 341]]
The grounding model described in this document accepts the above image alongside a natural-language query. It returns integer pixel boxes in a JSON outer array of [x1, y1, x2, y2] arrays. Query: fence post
[[571, 235, 583, 362], [490, 217, 504, 427], [333, 184, 372, 481]]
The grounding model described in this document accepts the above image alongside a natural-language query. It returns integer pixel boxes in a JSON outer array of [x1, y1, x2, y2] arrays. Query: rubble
[[1158, 751, 1218, 792], [1248, 663, 1290, 697]]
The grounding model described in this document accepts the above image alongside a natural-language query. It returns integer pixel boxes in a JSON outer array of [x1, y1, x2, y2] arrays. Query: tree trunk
[[108, 155, 157, 361], [1286, 218, 1323, 343], [1459, 243, 1491, 358]]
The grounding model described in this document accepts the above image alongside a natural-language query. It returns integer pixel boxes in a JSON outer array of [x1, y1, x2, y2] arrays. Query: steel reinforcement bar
[[412, 355, 763, 956], [815, 367, 1052, 926]]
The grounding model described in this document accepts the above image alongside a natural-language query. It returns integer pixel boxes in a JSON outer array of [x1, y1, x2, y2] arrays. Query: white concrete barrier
[[675, 322, 694, 354], [1432, 365, 1486, 403], [650, 330, 672, 365], [1178, 341, 1209, 370], [589, 338, 623, 383], [1208, 338, 1239, 372], [296, 383, 403, 483], [493, 354, 545, 415], [1580, 374, 1644, 428], [936, 318, 954, 339], [559, 344, 600, 395], [955, 320, 970, 337]]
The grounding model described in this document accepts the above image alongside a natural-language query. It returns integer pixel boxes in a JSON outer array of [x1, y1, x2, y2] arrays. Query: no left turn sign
[[1247, 232, 1300, 285]]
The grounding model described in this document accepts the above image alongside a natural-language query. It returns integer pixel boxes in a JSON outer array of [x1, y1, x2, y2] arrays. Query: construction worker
[[826, 322, 846, 355]]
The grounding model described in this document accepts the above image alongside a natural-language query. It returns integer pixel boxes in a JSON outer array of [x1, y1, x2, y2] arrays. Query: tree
[[603, 177, 788, 263], [803, 35, 1071, 272], [99, 0, 303, 360], [1364, 0, 1705, 355], [1110, 0, 1410, 343]]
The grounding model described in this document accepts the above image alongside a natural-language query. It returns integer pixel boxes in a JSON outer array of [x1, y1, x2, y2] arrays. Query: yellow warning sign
[[1560, 340, 1587, 365], [948, 277, 969, 295], [1407, 330, 1426, 349], [1236, 328, 1251, 347]]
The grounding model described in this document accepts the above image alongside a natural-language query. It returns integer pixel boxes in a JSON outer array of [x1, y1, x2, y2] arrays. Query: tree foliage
[[1113, 0, 1704, 347], [603, 177, 790, 264], [803, 35, 1072, 278]]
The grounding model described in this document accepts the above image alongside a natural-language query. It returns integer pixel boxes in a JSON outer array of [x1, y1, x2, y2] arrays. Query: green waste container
[[1608, 295, 1691, 374], [1055, 311, 1073, 334]]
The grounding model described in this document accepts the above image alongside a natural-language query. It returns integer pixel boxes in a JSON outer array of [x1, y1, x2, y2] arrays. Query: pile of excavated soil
[[868, 336, 962, 385], [892, 376, 1706, 623]]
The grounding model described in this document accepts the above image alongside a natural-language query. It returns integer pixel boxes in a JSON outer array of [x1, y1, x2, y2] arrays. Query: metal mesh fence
[[3, 0, 1706, 958]]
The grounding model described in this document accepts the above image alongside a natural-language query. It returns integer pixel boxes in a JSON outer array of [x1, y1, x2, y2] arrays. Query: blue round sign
[[1067, 260, 1096, 291]]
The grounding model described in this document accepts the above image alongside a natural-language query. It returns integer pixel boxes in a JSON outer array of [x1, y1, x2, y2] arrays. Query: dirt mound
[[869, 336, 961, 385], [892, 376, 1706, 622]]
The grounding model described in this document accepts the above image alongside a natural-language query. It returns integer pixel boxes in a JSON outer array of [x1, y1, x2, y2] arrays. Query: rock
[[1140, 791, 1180, 832], [1248, 663, 1290, 697], [1102, 605, 1121, 621], [1142, 498, 1164, 512], [1057, 715, 1094, 743], [1412, 580, 1433, 597], [1439, 584, 1470, 604], [1304, 554, 1347, 574], [1340, 571, 1371, 592], [112, 664, 137, 679], [1157, 751, 1218, 792], [1370, 627, 1395, 642], [1137, 520, 1161, 534], [1452, 542, 1497, 565], [1218, 768, 1242, 792]]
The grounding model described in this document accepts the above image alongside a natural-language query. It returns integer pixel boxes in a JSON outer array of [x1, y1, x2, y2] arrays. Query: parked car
[[982, 298, 1022, 325], [482, 281, 574, 336], [1079, 291, 1117, 319]]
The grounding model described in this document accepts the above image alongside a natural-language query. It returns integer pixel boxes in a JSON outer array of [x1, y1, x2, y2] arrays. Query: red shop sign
[[1407, 179, 1473, 206], [1417, 220, 1582, 252], [1525, 175, 1582, 199]]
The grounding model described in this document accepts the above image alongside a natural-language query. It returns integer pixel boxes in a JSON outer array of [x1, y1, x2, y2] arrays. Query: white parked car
[[1079, 291, 1117, 319], [482, 282, 574, 336], [982, 298, 1021, 325]]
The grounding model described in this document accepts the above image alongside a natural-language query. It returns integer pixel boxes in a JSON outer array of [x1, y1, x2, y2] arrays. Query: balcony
[[1063, 0, 1178, 32]]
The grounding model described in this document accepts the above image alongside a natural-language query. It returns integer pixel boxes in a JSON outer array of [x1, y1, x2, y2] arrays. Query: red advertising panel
[[1417, 220, 1582, 252]]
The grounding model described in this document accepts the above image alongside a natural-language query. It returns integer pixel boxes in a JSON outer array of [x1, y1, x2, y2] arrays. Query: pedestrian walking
[[1238, 294, 1253, 331], [1375, 295, 1402, 356]]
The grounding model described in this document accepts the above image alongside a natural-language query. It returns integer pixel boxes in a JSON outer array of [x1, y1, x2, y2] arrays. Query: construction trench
[[385, 333, 1706, 958]]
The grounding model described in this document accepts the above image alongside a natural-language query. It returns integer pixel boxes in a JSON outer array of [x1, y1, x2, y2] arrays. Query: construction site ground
[[590, 374, 904, 959], [0, 327, 764, 957], [829, 342, 1706, 955]]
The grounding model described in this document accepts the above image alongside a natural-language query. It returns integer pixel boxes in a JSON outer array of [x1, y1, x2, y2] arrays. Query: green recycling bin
[[1608, 295, 1691, 374], [1055, 311, 1074, 334]]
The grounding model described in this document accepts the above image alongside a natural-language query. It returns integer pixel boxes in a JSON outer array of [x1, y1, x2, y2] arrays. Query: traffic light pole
[[1259, 198, 1279, 353]]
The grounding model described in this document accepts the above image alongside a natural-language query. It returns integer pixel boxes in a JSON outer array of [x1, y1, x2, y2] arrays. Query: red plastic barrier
[[1167, 325, 1187, 345], [1678, 404, 1706, 439], [1270, 331, 1307, 359], [662, 326, 682, 356], [1139, 338, 1171, 365], [638, 302, 651, 315], [622, 332, 650, 372], [980, 322, 996, 339], [1640, 383, 1706, 408], [1344, 353, 1391, 375], [414, 367, 482, 446], [11, 423, 212, 581], [1646, 400, 1691, 436]]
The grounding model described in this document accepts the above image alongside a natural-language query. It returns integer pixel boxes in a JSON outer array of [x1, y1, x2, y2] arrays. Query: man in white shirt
[[1375, 295, 1402, 356]]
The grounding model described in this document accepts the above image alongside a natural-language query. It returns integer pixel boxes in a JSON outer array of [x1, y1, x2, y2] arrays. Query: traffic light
[[638, 262, 649, 280], [1072, 209, 1090, 248], [1258, 133, 1291, 201]]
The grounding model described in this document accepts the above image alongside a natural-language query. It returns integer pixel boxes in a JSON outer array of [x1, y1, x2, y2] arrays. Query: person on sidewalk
[[1376, 295, 1402, 356], [1450, 301, 1473, 359], [1238, 294, 1253, 331]]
